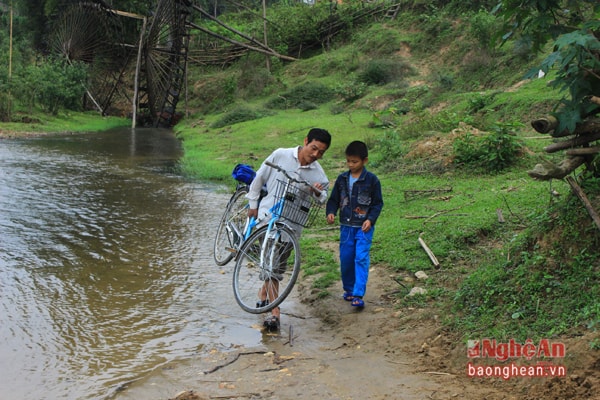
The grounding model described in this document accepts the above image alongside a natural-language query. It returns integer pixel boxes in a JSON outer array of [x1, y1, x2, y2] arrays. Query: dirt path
[[115, 264, 600, 400]]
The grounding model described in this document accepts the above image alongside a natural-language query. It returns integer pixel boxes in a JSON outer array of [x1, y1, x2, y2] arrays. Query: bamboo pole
[[132, 17, 147, 129], [418, 234, 440, 269], [565, 176, 600, 232]]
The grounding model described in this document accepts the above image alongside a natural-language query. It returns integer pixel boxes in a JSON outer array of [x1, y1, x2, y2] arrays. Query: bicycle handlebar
[[264, 161, 323, 196]]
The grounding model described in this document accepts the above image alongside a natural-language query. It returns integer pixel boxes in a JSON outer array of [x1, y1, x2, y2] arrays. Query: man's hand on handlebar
[[310, 182, 324, 196], [248, 208, 258, 219]]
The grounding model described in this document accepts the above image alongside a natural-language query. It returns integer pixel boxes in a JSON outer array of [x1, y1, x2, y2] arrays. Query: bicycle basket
[[272, 179, 322, 228], [232, 164, 255, 185]]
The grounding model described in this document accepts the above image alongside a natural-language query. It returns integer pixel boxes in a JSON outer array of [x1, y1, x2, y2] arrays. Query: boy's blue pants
[[339, 225, 374, 297]]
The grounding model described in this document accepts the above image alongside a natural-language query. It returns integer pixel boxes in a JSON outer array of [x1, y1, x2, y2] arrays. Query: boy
[[326, 141, 383, 308]]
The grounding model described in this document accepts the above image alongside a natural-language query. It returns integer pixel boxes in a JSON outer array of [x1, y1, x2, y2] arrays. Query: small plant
[[357, 58, 415, 86], [210, 106, 273, 128], [265, 81, 335, 109], [453, 122, 523, 172], [334, 81, 368, 102]]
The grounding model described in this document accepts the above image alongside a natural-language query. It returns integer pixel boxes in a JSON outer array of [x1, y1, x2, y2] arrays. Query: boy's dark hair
[[346, 140, 368, 159], [307, 128, 332, 148]]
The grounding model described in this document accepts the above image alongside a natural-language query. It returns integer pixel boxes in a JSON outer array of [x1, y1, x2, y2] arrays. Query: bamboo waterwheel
[[136, 0, 191, 127], [49, 1, 134, 115]]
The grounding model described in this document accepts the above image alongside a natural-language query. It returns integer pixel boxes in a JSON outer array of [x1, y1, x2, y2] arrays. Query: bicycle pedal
[[225, 247, 237, 254]]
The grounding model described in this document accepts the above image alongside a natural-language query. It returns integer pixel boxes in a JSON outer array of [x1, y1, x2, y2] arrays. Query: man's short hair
[[307, 128, 331, 148], [345, 140, 368, 160]]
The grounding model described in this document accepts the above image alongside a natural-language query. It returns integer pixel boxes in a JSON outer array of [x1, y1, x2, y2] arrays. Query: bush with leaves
[[453, 122, 523, 172], [358, 58, 415, 86], [12, 59, 88, 114]]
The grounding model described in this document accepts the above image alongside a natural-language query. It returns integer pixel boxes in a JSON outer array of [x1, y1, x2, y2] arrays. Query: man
[[246, 128, 332, 330]]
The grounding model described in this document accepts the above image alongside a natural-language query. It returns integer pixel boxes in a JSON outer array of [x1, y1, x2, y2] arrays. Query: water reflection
[[0, 128, 262, 399]]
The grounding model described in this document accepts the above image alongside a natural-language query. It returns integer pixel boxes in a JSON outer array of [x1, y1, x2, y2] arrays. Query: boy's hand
[[361, 220, 372, 232], [326, 213, 335, 224], [248, 208, 258, 218]]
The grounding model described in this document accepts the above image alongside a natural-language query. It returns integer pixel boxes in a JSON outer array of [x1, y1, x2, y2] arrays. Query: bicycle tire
[[213, 186, 249, 266], [232, 224, 301, 314]]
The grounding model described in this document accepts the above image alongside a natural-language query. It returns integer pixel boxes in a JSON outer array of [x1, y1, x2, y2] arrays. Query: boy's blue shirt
[[326, 167, 383, 227]]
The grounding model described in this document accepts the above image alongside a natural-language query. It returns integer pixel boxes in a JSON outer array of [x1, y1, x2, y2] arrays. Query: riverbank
[[114, 260, 599, 400]]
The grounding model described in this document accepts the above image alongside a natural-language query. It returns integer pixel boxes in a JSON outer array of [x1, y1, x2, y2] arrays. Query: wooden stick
[[565, 176, 600, 232], [544, 131, 600, 153], [565, 146, 600, 156], [496, 208, 505, 223], [418, 235, 440, 269]]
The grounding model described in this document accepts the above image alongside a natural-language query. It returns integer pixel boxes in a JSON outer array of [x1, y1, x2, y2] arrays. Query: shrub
[[453, 122, 523, 172], [334, 81, 368, 102], [265, 81, 335, 109], [358, 58, 415, 86], [210, 106, 274, 128], [12, 58, 88, 114]]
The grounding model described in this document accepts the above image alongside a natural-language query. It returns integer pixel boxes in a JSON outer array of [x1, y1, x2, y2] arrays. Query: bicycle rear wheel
[[213, 187, 248, 266], [232, 224, 301, 314]]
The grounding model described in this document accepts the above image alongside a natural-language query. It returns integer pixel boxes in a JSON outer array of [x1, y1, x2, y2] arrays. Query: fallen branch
[[203, 351, 267, 374], [423, 371, 455, 376], [404, 186, 452, 201], [565, 176, 600, 232]]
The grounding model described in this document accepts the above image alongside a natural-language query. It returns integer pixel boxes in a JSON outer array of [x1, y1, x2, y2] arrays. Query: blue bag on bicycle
[[232, 164, 256, 184]]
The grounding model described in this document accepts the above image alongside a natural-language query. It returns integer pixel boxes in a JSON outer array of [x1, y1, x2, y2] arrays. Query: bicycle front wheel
[[213, 187, 248, 266], [232, 224, 301, 314]]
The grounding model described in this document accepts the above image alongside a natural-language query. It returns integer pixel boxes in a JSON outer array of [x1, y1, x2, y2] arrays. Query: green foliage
[[11, 59, 88, 114], [499, 1, 600, 134], [334, 81, 368, 103], [357, 58, 414, 86], [354, 24, 406, 56], [467, 10, 503, 51], [371, 129, 404, 170], [210, 106, 275, 128], [453, 122, 523, 172], [265, 81, 335, 109]]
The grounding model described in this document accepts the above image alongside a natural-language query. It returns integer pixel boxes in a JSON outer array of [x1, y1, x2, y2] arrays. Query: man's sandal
[[263, 315, 280, 331], [351, 297, 364, 308], [343, 292, 355, 301], [256, 299, 269, 308]]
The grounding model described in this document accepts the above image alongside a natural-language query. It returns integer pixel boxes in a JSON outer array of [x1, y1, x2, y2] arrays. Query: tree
[[497, 0, 600, 134]]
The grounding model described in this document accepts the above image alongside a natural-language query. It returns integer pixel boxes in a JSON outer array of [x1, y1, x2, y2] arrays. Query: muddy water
[[0, 128, 268, 399]]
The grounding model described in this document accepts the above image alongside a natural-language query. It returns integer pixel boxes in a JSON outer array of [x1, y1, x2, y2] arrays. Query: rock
[[407, 287, 427, 297], [415, 271, 429, 280]]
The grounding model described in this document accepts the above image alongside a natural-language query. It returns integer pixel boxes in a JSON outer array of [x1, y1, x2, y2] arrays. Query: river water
[[0, 127, 267, 399]]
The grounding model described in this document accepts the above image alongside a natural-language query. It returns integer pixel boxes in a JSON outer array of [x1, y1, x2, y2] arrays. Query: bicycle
[[232, 161, 324, 314], [213, 165, 257, 266]]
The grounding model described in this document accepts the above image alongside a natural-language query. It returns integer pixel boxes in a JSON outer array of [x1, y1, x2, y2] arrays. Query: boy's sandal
[[351, 297, 364, 308], [263, 315, 280, 331], [343, 292, 355, 301]]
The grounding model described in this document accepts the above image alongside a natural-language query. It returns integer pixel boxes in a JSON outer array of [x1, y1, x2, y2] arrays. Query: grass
[[174, 10, 600, 343], [1, 111, 130, 135]]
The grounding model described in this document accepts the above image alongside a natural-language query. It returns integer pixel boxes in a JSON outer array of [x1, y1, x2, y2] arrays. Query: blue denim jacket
[[326, 167, 383, 227]]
